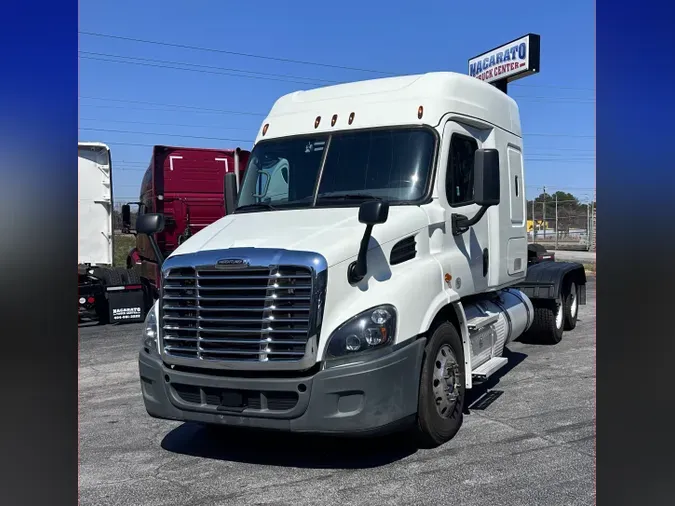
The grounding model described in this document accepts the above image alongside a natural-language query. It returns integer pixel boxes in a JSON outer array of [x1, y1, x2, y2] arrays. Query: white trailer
[[78, 142, 146, 324], [135, 69, 586, 447], [78, 142, 113, 267]]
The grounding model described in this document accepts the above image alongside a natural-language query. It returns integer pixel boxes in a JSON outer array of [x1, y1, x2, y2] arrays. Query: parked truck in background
[[78, 142, 146, 324], [121, 145, 250, 300], [136, 68, 587, 447]]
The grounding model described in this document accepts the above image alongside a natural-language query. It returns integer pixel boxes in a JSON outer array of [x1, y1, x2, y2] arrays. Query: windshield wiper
[[315, 193, 381, 202], [234, 202, 278, 212]]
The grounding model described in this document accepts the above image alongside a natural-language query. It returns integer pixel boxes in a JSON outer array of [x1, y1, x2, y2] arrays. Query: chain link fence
[[527, 197, 596, 251]]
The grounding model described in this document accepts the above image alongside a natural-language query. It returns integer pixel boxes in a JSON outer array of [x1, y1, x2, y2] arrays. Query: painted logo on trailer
[[215, 258, 250, 270]]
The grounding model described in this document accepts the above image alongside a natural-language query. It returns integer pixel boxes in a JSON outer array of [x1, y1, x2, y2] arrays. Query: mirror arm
[[148, 235, 164, 266], [347, 224, 374, 284], [451, 205, 490, 236]]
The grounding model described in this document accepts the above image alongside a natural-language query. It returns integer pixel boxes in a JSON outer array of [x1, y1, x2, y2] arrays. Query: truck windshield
[[236, 127, 436, 211]]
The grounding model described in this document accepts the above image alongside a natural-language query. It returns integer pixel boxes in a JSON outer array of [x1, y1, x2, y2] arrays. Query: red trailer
[[122, 145, 250, 297]]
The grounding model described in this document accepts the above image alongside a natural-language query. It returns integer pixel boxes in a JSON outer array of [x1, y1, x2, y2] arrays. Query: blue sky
[[78, 0, 595, 204]]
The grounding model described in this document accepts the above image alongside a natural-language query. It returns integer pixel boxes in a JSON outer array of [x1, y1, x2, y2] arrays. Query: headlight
[[325, 305, 396, 360], [142, 301, 159, 354]]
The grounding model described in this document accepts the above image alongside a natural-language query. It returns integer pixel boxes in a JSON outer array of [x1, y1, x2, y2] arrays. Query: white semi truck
[[136, 71, 586, 447]]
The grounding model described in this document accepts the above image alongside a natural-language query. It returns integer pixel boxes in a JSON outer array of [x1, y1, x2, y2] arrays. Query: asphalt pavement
[[79, 277, 595, 506]]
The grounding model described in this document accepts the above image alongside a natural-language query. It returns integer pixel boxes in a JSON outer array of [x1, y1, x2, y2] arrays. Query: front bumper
[[138, 338, 426, 435]]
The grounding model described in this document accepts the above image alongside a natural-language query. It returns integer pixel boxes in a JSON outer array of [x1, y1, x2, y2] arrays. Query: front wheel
[[414, 322, 466, 448]]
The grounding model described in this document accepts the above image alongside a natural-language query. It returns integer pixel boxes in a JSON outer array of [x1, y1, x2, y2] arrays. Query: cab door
[[436, 120, 492, 296]]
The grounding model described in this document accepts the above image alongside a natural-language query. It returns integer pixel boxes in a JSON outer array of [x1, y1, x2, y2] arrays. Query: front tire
[[414, 322, 466, 448]]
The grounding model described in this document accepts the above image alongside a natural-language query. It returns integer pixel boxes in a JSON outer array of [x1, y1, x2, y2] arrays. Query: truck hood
[[168, 206, 430, 267]]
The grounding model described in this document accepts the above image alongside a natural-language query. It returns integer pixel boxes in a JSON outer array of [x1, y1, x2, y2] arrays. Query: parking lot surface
[[79, 277, 595, 506]]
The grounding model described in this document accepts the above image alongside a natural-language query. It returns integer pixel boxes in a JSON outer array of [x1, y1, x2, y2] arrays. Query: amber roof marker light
[[417, 106, 424, 119], [262, 123, 269, 136], [314, 116, 321, 128], [348, 112, 355, 125], [331, 114, 338, 127]]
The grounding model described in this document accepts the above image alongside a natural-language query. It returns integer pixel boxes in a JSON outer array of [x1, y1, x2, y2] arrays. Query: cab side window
[[446, 134, 478, 206]]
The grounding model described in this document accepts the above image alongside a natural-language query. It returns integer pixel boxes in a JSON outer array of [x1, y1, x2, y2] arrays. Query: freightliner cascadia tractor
[[136, 67, 586, 447]]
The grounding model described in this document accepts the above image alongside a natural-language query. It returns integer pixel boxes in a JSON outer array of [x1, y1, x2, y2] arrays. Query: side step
[[472, 357, 508, 382]]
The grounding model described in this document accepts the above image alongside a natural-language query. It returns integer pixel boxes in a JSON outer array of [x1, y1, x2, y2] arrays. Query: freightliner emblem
[[215, 258, 249, 270]]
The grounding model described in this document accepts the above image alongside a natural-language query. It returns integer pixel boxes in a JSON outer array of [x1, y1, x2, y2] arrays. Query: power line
[[79, 95, 596, 120], [79, 31, 392, 75], [526, 159, 595, 163], [89, 140, 597, 157], [79, 103, 262, 116], [95, 140, 228, 149], [526, 133, 594, 138], [81, 126, 595, 155], [526, 185, 596, 191], [510, 83, 594, 92], [79, 53, 594, 103], [80, 127, 595, 143], [80, 54, 318, 86], [79, 126, 253, 143], [78, 101, 597, 139], [514, 96, 594, 103], [79, 52, 335, 87], [79, 95, 265, 116], [78, 98, 595, 138], [80, 117, 599, 147], [527, 147, 596, 152], [79, 117, 252, 130], [80, 51, 337, 85], [78, 30, 595, 93], [80, 50, 595, 102]]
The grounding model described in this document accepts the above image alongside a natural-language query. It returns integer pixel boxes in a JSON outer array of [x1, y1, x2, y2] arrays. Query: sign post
[[468, 34, 541, 94]]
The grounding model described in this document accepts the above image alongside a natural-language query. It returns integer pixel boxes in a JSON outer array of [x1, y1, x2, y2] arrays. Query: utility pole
[[555, 192, 558, 251], [542, 185, 546, 240], [586, 200, 590, 249], [590, 192, 596, 252], [532, 194, 537, 243]]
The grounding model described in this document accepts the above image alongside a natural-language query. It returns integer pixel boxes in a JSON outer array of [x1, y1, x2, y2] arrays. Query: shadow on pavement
[[161, 423, 418, 469], [464, 347, 528, 412]]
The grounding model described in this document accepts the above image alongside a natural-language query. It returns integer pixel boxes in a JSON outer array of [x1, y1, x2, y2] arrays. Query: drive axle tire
[[414, 322, 466, 448], [114, 266, 142, 285], [527, 300, 564, 345], [92, 266, 122, 287], [563, 282, 579, 331]]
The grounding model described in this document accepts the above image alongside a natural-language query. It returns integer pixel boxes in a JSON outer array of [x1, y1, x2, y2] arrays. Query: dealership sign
[[468, 34, 540, 85]]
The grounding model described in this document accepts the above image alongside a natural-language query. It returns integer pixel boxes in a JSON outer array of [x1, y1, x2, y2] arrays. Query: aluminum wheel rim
[[556, 299, 564, 328], [432, 344, 461, 418], [569, 282, 578, 318]]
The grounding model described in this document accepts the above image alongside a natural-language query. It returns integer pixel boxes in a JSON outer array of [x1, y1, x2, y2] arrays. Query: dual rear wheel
[[524, 280, 579, 344]]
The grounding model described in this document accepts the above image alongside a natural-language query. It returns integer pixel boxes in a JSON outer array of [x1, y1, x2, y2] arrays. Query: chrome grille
[[160, 265, 314, 362]]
